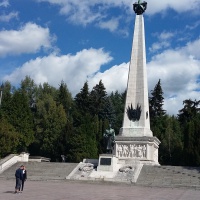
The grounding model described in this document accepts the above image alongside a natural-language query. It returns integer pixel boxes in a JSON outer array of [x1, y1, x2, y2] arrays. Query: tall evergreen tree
[[5, 90, 35, 152], [89, 80, 107, 118], [73, 81, 91, 129], [37, 82, 57, 101], [55, 81, 74, 161], [34, 94, 67, 161], [149, 80, 166, 138], [159, 116, 183, 165], [0, 81, 13, 117], [109, 91, 125, 133], [89, 80, 110, 153], [74, 81, 90, 115], [149, 79, 167, 164], [149, 79, 166, 120], [100, 97, 116, 126], [0, 117, 19, 158], [20, 76, 37, 108], [178, 99, 200, 123], [178, 99, 200, 166], [67, 113, 98, 162], [57, 80, 73, 115]]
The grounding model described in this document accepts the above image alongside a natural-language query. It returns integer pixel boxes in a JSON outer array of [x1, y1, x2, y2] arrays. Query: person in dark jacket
[[20, 166, 27, 192], [15, 165, 23, 194]]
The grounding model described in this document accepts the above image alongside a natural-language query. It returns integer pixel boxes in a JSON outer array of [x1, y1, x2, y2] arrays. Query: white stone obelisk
[[114, 2, 160, 165], [119, 14, 152, 137]]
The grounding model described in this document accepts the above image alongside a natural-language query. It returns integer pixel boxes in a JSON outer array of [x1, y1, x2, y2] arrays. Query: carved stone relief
[[117, 144, 147, 158]]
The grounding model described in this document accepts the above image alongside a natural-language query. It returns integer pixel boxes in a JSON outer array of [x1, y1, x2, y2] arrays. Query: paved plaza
[[0, 179, 200, 200]]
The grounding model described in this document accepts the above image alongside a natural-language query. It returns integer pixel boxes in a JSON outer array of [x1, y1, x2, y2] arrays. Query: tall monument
[[67, 1, 160, 182], [114, 0, 160, 165]]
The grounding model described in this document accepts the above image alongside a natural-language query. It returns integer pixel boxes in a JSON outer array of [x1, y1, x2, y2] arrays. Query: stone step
[[0, 162, 78, 180], [136, 165, 200, 189]]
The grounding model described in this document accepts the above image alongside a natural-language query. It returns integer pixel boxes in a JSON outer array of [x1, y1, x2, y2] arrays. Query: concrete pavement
[[0, 179, 200, 200]]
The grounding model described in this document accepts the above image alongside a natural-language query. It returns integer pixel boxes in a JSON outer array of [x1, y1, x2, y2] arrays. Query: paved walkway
[[0, 179, 200, 200]]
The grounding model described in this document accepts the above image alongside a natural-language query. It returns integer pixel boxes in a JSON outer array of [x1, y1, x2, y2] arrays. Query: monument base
[[66, 155, 145, 183], [114, 136, 160, 165], [97, 154, 119, 172], [119, 127, 153, 137]]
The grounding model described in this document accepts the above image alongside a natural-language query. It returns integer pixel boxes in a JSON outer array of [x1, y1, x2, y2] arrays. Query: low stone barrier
[[0, 152, 29, 174]]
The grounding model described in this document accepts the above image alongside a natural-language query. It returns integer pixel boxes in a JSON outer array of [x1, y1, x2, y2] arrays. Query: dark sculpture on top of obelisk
[[133, 0, 147, 15]]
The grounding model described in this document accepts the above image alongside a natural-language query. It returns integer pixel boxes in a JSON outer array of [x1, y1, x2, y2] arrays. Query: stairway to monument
[[136, 165, 200, 189], [0, 162, 78, 181]]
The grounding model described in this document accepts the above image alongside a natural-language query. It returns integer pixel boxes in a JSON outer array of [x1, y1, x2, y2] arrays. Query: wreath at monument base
[[79, 163, 94, 172], [119, 165, 134, 173]]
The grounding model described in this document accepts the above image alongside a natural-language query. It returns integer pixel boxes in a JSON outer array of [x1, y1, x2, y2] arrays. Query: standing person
[[15, 165, 23, 194], [20, 166, 27, 192]]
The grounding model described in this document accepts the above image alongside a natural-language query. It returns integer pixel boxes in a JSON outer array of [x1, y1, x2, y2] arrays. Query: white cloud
[[149, 41, 170, 53], [184, 38, 200, 59], [0, 11, 18, 22], [88, 62, 129, 93], [147, 0, 200, 15], [0, 0, 9, 7], [36, 0, 132, 32], [3, 48, 113, 95], [97, 18, 119, 33], [159, 32, 174, 40], [186, 20, 200, 30], [36, 0, 200, 30], [147, 39, 200, 115], [3, 33, 200, 116], [149, 31, 175, 53], [0, 23, 55, 56], [90, 38, 200, 116]]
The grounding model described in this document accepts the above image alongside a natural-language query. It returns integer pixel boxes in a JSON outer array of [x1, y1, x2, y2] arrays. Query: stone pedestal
[[19, 152, 30, 162], [114, 136, 160, 165], [97, 154, 119, 172]]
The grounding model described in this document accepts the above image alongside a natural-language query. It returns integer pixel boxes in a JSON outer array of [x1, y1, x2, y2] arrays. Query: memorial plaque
[[100, 158, 111, 165]]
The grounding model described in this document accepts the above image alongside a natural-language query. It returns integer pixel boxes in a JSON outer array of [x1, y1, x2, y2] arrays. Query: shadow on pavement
[[3, 191, 15, 194]]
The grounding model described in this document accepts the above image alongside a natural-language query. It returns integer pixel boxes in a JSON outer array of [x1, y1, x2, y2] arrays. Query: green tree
[[37, 82, 57, 101], [73, 81, 90, 127], [149, 80, 166, 139], [5, 90, 35, 152], [159, 116, 183, 165], [72, 82, 95, 159], [88, 80, 109, 153], [149, 79, 166, 120], [0, 118, 19, 158], [57, 80, 73, 115], [89, 80, 107, 118], [101, 97, 116, 126], [109, 91, 125, 133], [20, 76, 37, 108], [74, 81, 90, 115], [178, 99, 200, 166], [34, 93, 67, 161], [67, 113, 98, 162], [178, 99, 200, 123], [67, 131, 88, 162], [149, 80, 168, 164], [0, 81, 13, 117]]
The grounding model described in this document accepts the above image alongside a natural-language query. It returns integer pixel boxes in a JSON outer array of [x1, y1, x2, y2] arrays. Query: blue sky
[[0, 0, 200, 115]]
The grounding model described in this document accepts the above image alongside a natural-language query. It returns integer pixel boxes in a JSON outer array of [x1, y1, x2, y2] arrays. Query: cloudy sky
[[0, 0, 200, 115]]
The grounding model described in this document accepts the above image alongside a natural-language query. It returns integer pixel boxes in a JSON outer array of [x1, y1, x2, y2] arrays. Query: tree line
[[0, 76, 199, 166]]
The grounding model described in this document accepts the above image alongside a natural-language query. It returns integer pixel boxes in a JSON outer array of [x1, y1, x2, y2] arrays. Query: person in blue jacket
[[14, 165, 23, 194], [20, 166, 27, 192]]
